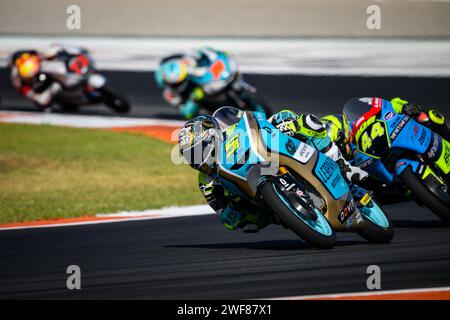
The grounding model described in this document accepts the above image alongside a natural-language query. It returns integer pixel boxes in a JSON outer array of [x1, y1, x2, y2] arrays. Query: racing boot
[[220, 200, 273, 233], [324, 143, 368, 184], [239, 207, 274, 233]]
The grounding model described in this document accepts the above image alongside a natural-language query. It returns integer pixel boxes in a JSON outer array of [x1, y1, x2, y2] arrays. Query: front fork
[[272, 166, 318, 220], [416, 110, 450, 175], [433, 137, 450, 175], [395, 157, 448, 198]]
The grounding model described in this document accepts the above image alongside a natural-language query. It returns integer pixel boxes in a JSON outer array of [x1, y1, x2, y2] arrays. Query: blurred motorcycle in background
[[156, 47, 272, 119], [9, 45, 130, 113]]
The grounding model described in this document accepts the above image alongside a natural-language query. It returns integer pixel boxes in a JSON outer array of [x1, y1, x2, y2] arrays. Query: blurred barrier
[[1, 0, 450, 37], [1, 37, 450, 76]]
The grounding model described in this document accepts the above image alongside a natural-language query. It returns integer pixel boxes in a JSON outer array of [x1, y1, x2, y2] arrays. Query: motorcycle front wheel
[[400, 166, 450, 224], [101, 88, 131, 113], [259, 181, 336, 249], [356, 201, 394, 244]]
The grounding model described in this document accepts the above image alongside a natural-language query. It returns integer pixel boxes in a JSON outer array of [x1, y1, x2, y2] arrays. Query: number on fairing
[[225, 134, 240, 160], [371, 122, 385, 140], [360, 122, 385, 153], [357, 121, 389, 157], [361, 132, 373, 153]]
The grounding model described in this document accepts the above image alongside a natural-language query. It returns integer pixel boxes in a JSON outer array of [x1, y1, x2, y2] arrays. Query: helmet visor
[[179, 116, 220, 170]]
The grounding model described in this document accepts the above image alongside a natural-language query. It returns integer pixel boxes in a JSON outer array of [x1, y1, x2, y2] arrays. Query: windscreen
[[212, 106, 244, 131], [342, 98, 374, 124]]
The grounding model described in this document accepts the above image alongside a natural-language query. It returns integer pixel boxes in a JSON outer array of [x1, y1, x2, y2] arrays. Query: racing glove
[[402, 103, 424, 117], [391, 97, 423, 117], [391, 97, 449, 139], [391, 98, 426, 120], [179, 100, 199, 119]]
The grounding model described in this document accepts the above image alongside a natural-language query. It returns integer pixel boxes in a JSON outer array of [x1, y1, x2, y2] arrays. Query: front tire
[[102, 88, 131, 113], [259, 182, 336, 249], [400, 166, 450, 224], [357, 202, 394, 244], [59, 103, 79, 113]]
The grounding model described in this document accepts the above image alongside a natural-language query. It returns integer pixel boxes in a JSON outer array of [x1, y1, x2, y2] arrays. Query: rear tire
[[259, 182, 336, 249], [400, 166, 450, 224]]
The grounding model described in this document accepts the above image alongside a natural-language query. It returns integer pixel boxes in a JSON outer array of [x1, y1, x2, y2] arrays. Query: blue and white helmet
[[156, 58, 189, 90]]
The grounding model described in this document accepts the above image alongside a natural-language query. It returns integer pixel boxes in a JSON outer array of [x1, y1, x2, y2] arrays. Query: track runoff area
[[0, 37, 450, 301]]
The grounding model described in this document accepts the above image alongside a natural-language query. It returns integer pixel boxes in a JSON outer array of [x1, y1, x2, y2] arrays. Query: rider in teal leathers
[[155, 47, 233, 119], [178, 109, 368, 232]]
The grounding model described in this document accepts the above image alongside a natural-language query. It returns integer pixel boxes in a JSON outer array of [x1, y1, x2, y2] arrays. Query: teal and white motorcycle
[[213, 107, 394, 249]]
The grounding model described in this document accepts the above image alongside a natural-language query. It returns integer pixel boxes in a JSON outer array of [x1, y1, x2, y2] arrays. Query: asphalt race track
[[1, 68, 450, 119], [0, 69, 450, 299], [0, 204, 449, 299]]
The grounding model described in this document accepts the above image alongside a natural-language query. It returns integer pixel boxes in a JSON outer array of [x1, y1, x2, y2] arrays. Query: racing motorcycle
[[343, 97, 450, 223], [24, 50, 130, 113], [212, 107, 393, 249], [191, 51, 272, 116]]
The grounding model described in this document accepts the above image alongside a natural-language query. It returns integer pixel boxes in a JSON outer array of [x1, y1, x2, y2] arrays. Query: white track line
[[269, 286, 450, 300], [96, 204, 214, 218], [0, 205, 214, 231], [0, 111, 185, 128], [1, 36, 450, 77]]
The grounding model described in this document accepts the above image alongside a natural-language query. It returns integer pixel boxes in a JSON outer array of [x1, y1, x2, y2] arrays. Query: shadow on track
[[392, 220, 449, 228], [164, 239, 367, 251]]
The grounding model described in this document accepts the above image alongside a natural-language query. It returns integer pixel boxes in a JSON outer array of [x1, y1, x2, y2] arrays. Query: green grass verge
[[0, 123, 205, 224]]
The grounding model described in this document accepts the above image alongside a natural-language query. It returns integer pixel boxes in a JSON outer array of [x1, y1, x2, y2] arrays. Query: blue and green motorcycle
[[213, 107, 394, 249]]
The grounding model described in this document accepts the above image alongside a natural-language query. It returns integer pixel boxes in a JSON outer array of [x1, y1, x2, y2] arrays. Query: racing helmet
[[159, 59, 188, 91], [178, 115, 222, 173], [15, 53, 40, 80], [322, 114, 351, 144], [322, 114, 352, 158]]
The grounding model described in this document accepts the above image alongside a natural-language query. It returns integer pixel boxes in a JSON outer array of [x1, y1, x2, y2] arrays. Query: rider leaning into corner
[[9, 44, 105, 111], [155, 47, 236, 119], [321, 97, 450, 204], [178, 109, 368, 233], [155, 47, 224, 119]]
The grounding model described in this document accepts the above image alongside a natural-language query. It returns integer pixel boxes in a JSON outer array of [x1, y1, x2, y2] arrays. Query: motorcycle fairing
[[191, 52, 237, 94], [352, 99, 445, 182], [216, 111, 359, 231]]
